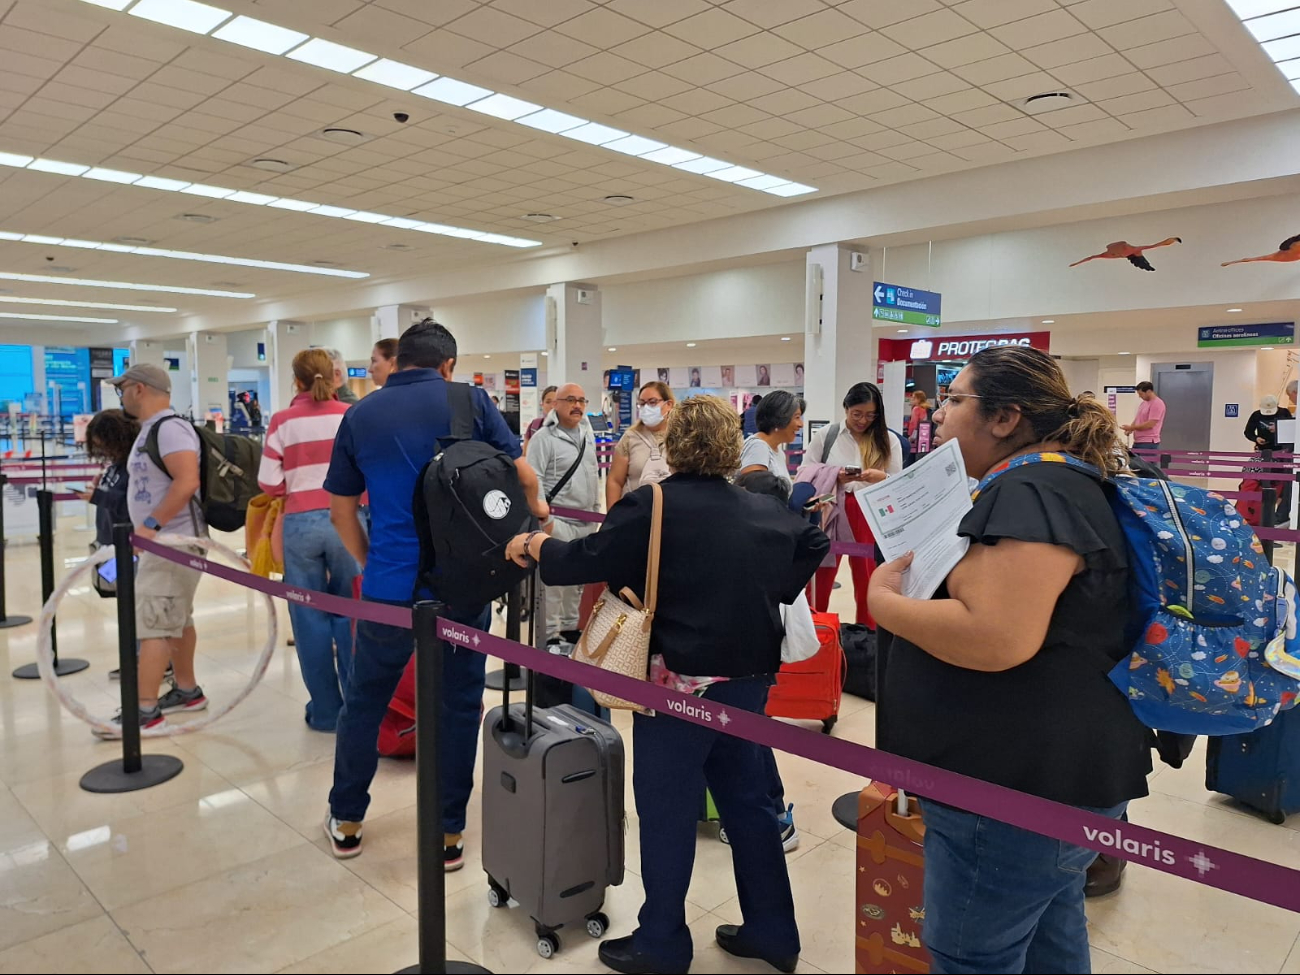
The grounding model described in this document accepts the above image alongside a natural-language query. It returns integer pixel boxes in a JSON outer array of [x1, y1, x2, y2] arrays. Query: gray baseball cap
[[108, 363, 171, 394]]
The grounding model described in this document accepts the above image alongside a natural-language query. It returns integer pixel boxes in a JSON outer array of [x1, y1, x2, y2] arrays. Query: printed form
[[860, 438, 972, 600]]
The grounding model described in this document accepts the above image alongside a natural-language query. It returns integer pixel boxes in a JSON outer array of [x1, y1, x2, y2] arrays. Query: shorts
[[135, 549, 202, 640]]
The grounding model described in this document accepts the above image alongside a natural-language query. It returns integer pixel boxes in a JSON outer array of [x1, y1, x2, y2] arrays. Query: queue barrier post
[[484, 587, 526, 692], [1262, 450, 1278, 566], [397, 601, 492, 975], [0, 474, 32, 629], [12, 489, 87, 678], [80, 524, 184, 793]]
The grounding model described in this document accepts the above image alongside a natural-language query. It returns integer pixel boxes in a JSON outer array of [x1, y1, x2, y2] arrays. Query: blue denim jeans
[[282, 509, 360, 731], [329, 598, 490, 833], [921, 799, 1128, 974], [631, 678, 799, 970]]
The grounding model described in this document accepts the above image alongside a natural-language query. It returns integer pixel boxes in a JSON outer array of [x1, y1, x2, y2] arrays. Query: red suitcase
[[856, 784, 930, 974], [765, 611, 844, 733]]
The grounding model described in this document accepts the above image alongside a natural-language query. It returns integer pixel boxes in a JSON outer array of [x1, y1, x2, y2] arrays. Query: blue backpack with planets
[[978, 453, 1300, 736]]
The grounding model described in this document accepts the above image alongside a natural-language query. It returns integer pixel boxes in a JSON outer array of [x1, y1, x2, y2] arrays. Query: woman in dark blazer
[[506, 394, 828, 975]]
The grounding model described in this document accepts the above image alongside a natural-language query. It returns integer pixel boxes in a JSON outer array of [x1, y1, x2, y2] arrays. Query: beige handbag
[[574, 481, 663, 712]]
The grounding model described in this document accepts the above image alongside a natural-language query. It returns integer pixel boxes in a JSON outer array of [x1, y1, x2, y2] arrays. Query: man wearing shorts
[[96, 364, 208, 737]]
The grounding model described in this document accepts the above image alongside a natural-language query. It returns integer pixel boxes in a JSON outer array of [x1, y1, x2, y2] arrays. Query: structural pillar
[[803, 245, 876, 427], [187, 332, 228, 421], [372, 304, 430, 343], [128, 340, 165, 370], [266, 320, 313, 416], [545, 283, 602, 393]]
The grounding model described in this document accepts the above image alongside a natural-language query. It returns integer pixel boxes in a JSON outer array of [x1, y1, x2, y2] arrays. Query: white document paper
[[859, 438, 973, 600], [1277, 418, 1297, 444]]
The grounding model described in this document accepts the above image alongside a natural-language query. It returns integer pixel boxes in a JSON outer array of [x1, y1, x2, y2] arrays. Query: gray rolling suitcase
[[481, 575, 626, 960]]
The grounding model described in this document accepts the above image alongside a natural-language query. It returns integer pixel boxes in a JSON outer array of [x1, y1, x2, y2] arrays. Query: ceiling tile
[[900, 116, 966, 139], [1055, 116, 1130, 141], [1098, 11, 1195, 52], [737, 116, 805, 139], [1074, 72, 1156, 101], [700, 102, 770, 127], [508, 30, 600, 69], [1117, 102, 1193, 129], [759, 52, 842, 86], [980, 116, 1045, 139], [921, 32, 1011, 68], [858, 53, 941, 86], [446, 6, 544, 46], [1036, 102, 1107, 127], [1183, 89, 1270, 119], [952, 103, 1022, 126], [1096, 89, 1174, 115], [332, 5, 433, 46], [748, 88, 821, 114], [464, 51, 551, 85], [925, 87, 998, 113], [1003, 128, 1070, 151], [773, 9, 871, 48], [983, 71, 1068, 101], [839, 0, 943, 30], [805, 140, 863, 160], [402, 30, 496, 70], [490, 0, 596, 28], [1146, 55, 1234, 87], [784, 103, 856, 127], [891, 70, 970, 100], [875, 140, 935, 160], [871, 103, 940, 127], [1069, 0, 1173, 31], [950, 0, 1056, 29], [1050, 53, 1138, 86], [520, 69, 603, 101], [1124, 33, 1215, 69], [881, 9, 979, 48], [990, 9, 1088, 49], [840, 87, 911, 115], [661, 87, 733, 114], [774, 129, 838, 150], [615, 70, 697, 100], [0, 24, 82, 63], [655, 116, 724, 140], [569, 87, 646, 116], [721, 0, 826, 30], [662, 52, 746, 86], [950, 140, 1017, 161], [798, 71, 878, 101], [70, 47, 158, 82], [567, 51, 648, 85], [1023, 33, 1113, 70], [663, 8, 760, 47], [820, 32, 908, 69], [611, 32, 702, 69], [708, 70, 787, 100], [3, 50, 62, 81], [557, 7, 652, 47], [952, 53, 1038, 85], [7, 2, 103, 42], [714, 32, 805, 68], [925, 128, 990, 149], [1167, 73, 1250, 103], [609, 0, 714, 29]]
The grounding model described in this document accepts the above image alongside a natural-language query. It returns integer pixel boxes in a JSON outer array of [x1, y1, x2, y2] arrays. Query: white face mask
[[639, 404, 664, 426]]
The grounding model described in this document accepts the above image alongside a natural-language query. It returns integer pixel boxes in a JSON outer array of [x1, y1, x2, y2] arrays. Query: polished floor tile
[[0, 914, 149, 974]]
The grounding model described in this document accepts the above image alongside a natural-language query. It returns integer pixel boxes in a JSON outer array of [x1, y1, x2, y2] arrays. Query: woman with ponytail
[[258, 348, 360, 731], [869, 346, 1149, 974]]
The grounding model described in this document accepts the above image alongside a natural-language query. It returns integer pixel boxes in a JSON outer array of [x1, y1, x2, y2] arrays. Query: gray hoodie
[[527, 409, 600, 515]]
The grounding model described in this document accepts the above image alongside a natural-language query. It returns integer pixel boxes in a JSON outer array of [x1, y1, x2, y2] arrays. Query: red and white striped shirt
[[258, 392, 351, 514]]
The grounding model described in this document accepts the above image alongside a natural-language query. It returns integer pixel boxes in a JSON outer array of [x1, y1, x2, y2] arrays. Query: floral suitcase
[[856, 783, 930, 974]]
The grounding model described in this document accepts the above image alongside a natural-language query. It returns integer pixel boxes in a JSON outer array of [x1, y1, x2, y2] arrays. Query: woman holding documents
[[800, 382, 905, 627], [870, 346, 1149, 975]]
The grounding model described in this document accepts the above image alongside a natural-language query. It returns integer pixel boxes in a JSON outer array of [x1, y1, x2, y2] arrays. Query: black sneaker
[[157, 685, 208, 714], [324, 815, 363, 859], [109, 663, 174, 682], [92, 704, 164, 739], [444, 834, 465, 872]]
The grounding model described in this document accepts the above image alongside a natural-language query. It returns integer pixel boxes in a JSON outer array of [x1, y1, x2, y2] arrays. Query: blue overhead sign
[[873, 282, 941, 327], [1197, 322, 1294, 348]]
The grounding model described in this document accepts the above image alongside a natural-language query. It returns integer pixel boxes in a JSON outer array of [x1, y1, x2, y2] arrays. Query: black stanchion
[[80, 524, 183, 793], [484, 663, 526, 693], [1159, 452, 1171, 470], [12, 489, 87, 679], [0, 474, 31, 630], [397, 601, 491, 975]]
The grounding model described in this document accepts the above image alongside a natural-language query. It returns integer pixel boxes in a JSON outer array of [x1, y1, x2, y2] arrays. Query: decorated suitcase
[[856, 783, 930, 974]]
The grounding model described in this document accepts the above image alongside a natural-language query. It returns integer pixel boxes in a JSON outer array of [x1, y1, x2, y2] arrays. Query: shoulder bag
[[573, 480, 662, 712]]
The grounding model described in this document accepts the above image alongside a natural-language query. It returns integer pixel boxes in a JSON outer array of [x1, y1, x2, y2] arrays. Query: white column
[[545, 283, 602, 392], [803, 245, 876, 426], [128, 339, 166, 369], [372, 304, 431, 343], [187, 331, 229, 419], [266, 320, 313, 416]]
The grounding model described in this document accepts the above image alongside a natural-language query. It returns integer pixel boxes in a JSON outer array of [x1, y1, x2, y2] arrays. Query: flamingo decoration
[[1222, 234, 1300, 267], [1069, 237, 1182, 271]]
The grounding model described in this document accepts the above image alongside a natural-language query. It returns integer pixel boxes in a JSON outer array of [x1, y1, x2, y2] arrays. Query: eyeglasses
[[638, 398, 664, 407], [558, 396, 588, 406], [847, 411, 878, 422]]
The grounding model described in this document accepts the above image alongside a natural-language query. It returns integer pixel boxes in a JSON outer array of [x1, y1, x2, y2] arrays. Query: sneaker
[[718, 804, 799, 853], [109, 663, 174, 682], [445, 833, 465, 872], [92, 705, 164, 739], [324, 815, 363, 859], [157, 685, 207, 714]]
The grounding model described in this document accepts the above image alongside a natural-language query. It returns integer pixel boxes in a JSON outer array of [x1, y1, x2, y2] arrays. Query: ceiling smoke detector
[[321, 127, 367, 145], [603, 194, 635, 206], [521, 213, 560, 223], [178, 213, 218, 224], [1022, 91, 1074, 113], [249, 158, 294, 172]]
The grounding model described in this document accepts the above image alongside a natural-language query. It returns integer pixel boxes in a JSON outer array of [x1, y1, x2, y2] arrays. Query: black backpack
[[414, 383, 538, 607], [146, 415, 262, 532]]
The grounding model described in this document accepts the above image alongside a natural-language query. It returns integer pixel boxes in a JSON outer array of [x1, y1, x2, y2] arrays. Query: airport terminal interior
[[5, 0, 1300, 972]]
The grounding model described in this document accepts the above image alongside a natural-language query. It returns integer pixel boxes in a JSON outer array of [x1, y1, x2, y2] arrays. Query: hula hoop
[[35, 535, 279, 738]]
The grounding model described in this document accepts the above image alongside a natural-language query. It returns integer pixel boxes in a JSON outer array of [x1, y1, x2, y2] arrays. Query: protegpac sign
[[878, 331, 1051, 363]]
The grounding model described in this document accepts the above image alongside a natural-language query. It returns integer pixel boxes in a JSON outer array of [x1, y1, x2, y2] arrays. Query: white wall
[[429, 292, 546, 356], [226, 329, 267, 369], [1135, 350, 1256, 453], [310, 317, 371, 363]]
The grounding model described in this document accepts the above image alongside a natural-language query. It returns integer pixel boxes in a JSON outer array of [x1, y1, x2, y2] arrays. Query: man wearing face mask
[[528, 382, 600, 646]]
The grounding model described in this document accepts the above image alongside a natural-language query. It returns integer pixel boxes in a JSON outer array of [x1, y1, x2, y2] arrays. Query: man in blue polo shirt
[[322, 319, 547, 865]]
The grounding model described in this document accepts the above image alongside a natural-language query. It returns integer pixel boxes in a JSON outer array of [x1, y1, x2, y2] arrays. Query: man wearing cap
[[97, 363, 208, 737]]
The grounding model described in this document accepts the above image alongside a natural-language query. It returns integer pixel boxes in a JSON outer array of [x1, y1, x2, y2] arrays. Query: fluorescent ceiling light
[[641, 146, 700, 165], [1265, 33, 1300, 59], [674, 156, 731, 174], [468, 93, 541, 120], [475, 234, 541, 248], [1117, 351, 1132, 355], [414, 77, 492, 106], [83, 167, 141, 183], [353, 59, 436, 90], [605, 135, 667, 156], [286, 38, 376, 74], [1042, 319, 1055, 324], [0, 231, 369, 277], [129, 0, 232, 35], [1227, 0, 1300, 17], [381, 217, 424, 230], [227, 190, 277, 205], [0, 296, 176, 313], [29, 158, 88, 176], [707, 165, 763, 183], [343, 211, 394, 223], [0, 311, 119, 324], [212, 15, 307, 54], [135, 175, 191, 191], [737, 174, 789, 190], [0, 271, 254, 298], [1278, 56, 1300, 78], [179, 183, 234, 198], [765, 182, 817, 197], [414, 223, 486, 239], [562, 123, 627, 145], [266, 198, 319, 211], [1246, 7, 1300, 40], [310, 205, 357, 219], [516, 109, 587, 133], [76, 0, 133, 9], [0, 152, 33, 167]]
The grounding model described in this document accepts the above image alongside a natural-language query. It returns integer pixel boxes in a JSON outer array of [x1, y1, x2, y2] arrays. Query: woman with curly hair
[[84, 408, 140, 548], [505, 395, 828, 975]]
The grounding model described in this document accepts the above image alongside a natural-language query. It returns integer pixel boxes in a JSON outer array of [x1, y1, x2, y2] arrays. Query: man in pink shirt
[[1123, 381, 1166, 450]]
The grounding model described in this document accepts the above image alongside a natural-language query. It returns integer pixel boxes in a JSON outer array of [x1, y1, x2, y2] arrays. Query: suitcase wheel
[[536, 932, 560, 959], [1269, 809, 1288, 826], [821, 715, 838, 735], [585, 912, 610, 939], [486, 880, 508, 909]]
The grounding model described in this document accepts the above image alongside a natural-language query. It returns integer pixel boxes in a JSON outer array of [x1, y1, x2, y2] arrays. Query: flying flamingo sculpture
[[1069, 237, 1182, 271], [1222, 234, 1300, 267]]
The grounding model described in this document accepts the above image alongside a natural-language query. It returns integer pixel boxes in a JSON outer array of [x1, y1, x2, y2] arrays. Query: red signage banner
[[878, 331, 1051, 363]]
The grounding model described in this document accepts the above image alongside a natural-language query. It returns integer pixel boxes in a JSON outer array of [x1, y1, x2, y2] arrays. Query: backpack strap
[[972, 451, 1101, 500], [545, 431, 588, 504], [820, 423, 839, 464], [144, 413, 189, 476], [143, 413, 205, 532], [444, 382, 476, 444]]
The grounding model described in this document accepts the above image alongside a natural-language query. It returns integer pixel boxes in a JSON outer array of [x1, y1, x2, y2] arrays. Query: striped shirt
[[258, 392, 351, 514]]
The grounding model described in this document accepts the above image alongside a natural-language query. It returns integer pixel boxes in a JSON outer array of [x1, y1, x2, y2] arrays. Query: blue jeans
[[631, 678, 799, 970], [921, 799, 1128, 974], [282, 509, 360, 731], [329, 598, 490, 833]]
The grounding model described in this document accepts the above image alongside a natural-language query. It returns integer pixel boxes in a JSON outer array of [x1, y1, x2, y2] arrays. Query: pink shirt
[[1133, 395, 1166, 443], [258, 392, 351, 513]]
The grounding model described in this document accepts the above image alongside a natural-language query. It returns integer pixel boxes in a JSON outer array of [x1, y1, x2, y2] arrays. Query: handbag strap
[[643, 481, 664, 614], [546, 431, 588, 503]]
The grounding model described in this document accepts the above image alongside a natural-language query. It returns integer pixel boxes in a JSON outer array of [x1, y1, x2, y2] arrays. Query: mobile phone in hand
[[803, 492, 836, 511], [842, 466, 862, 477]]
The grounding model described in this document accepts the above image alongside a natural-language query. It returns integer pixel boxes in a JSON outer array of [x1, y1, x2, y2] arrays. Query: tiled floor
[[0, 512, 1297, 973]]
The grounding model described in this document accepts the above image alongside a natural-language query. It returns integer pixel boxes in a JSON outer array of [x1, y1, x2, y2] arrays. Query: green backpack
[[146, 415, 262, 532]]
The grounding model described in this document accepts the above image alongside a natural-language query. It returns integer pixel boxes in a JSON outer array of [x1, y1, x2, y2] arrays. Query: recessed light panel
[[353, 58, 436, 90], [286, 38, 376, 73], [0, 296, 176, 312], [0, 311, 118, 324], [212, 14, 306, 53], [414, 77, 493, 106], [0, 271, 254, 298], [129, 0, 232, 35]]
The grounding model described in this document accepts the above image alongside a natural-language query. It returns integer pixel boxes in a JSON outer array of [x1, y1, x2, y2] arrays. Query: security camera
[[393, 112, 410, 123], [45, 255, 54, 261]]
